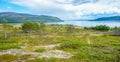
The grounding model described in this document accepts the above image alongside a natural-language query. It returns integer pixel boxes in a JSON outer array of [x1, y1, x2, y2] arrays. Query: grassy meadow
[[0, 22, 120, 62]]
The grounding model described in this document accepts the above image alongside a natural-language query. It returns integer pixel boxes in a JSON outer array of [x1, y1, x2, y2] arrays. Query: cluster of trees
[[1, 19, 75, 34], [85, 25, 110, 31], [22, 21, 45, 33], [1, 19, 46, 39], [86, 25, 120, 32]]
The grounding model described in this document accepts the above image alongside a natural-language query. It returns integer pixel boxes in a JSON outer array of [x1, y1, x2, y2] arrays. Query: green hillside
[[0, 12, 63, 23]]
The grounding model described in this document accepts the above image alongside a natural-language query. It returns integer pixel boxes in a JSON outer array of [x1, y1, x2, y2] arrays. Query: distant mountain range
[[90, 16, 120, 21], [0, 12, 63, 23]]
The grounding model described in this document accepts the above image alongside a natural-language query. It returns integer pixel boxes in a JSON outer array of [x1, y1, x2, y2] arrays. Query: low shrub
[[89, 25, 110, 31], [34, 48, 46, 52], [0, 54, 18, 62]]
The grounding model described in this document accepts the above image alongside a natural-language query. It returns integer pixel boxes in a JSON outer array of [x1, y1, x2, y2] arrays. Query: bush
[[22, 22, 39, 32], [90, 25, 110, 31]]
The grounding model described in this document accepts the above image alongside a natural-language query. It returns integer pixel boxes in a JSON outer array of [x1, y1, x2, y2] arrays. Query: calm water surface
[[47, 21, 120, 27], [0, 21, 120, 27]]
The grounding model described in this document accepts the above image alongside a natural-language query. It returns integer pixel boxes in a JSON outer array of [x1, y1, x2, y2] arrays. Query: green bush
[[22, 22, 39, 32], [90, 25, 110, 31]]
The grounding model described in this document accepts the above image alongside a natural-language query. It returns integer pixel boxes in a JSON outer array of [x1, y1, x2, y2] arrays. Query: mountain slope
[[0, 12, 63, 23], [90, 16, 120, 21]]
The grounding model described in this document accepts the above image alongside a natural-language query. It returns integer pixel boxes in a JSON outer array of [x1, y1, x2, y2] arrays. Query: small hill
[[90, 16, 120, 21], [0, 12, 63, 23]]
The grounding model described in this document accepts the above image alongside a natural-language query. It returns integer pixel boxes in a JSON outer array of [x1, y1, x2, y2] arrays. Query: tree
[[32, 22, 39, 31], [39, 21, 45, 33], [22, 22, 32, 32], [22, 22, 39, 33], [2, 19, 8, 39]]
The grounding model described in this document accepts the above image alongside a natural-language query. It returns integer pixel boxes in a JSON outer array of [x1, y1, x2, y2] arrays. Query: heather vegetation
[[0, 19, 120, 62]]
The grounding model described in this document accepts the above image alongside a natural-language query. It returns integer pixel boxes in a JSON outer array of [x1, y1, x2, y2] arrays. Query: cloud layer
[[10, 0, 120, 19]]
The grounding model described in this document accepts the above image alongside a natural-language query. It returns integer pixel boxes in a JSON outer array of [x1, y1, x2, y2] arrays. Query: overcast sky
[[0, 0, 120, 20]]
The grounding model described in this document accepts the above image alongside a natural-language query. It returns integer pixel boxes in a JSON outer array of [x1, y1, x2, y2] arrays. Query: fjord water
[[0, 21, 120, 27], [47, 21, 120, 27]]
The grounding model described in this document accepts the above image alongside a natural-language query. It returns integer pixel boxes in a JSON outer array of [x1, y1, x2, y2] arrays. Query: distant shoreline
[[0, 21, 120, 27]]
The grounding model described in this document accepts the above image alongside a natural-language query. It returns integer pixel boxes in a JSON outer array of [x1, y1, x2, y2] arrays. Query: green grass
[[55, 34, 120, 62], [34, 48, 46, 52], [0, 54, 18, 62], [0, 25, 120, 62], [0, 40, 20, 51], [0, 43, 20, 51], [26, 57, 58, 62]]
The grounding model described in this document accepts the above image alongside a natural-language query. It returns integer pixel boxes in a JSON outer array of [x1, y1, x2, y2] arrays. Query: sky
[[0, 0, 120, 20]]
